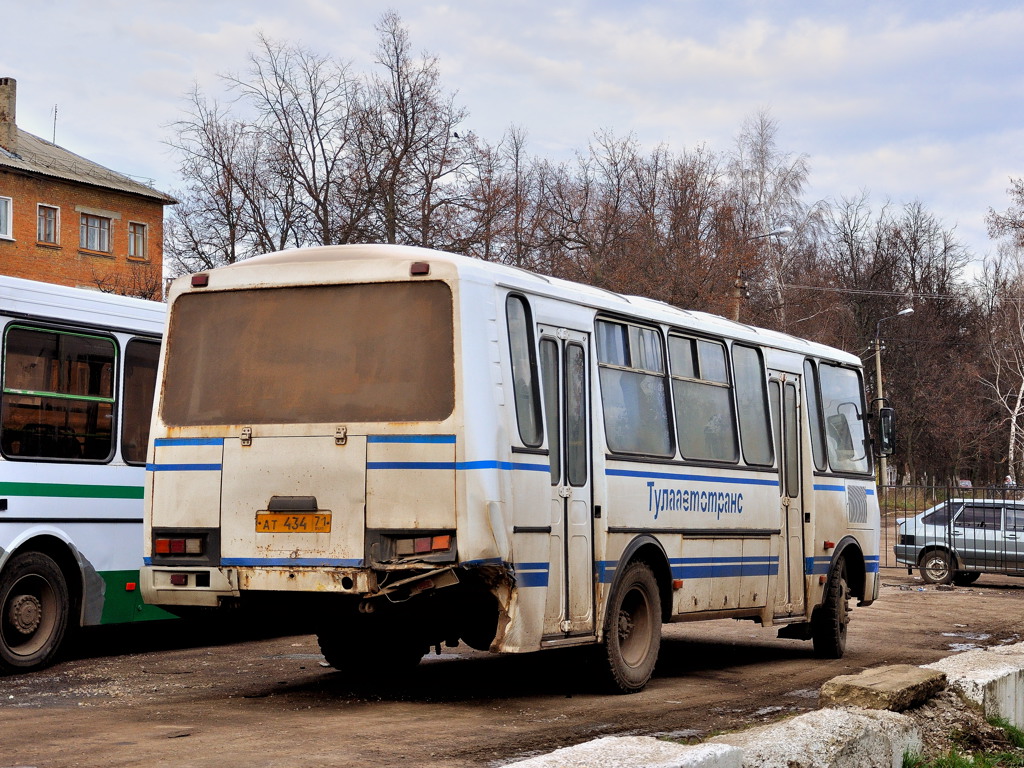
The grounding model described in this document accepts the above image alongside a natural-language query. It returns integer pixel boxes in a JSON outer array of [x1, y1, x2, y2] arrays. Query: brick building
[[0, 77, 176, 298]]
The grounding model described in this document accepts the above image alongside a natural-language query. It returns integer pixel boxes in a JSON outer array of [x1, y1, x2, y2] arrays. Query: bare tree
[[987, 177, 1024, 248], [727, 110, 810, 329], [361, 10, 470, 246]]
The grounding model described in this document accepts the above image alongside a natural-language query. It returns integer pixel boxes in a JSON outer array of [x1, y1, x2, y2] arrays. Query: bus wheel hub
[[8, 595, 42, 635], [617, 610, 634, 639]]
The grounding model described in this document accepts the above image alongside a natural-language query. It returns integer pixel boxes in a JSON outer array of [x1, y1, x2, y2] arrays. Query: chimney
[[0, 77, 16, 154]]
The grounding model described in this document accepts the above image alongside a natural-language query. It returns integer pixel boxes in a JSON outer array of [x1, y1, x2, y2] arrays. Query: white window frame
[[37, 204, 60, 245], [80, 213, 111, 253], [127, 221, 147, 260], [0, 196, 12, 240]]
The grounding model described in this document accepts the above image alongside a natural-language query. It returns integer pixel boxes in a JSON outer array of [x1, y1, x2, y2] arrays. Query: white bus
[[142, 245, 889, 692], [0, 276, 169, 673]]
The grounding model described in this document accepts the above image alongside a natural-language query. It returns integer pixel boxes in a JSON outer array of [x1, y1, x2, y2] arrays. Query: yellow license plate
[[255, 512, 332, 533]]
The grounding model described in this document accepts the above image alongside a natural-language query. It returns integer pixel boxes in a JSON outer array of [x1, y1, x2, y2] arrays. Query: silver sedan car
[[894, 498, 1024, 584]]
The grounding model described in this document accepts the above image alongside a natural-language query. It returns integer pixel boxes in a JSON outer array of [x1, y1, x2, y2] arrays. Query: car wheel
[[919, 550, 953, 584]]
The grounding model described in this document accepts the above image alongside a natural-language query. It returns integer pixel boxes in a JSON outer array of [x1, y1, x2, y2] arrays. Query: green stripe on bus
[[0, 482, 144, 499]]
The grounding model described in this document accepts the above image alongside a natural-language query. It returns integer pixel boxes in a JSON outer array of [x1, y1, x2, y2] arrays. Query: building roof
[[0, 127, 176, 204]]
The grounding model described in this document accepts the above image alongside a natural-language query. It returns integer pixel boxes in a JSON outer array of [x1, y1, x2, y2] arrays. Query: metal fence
[[878, 484, 1024, 580]]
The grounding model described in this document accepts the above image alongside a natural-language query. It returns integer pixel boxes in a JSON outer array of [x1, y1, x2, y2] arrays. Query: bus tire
[[812, 558, 849, 659], [317, 616, 425, 682], [601, 561, 661, 694], [919, 550, 953, 585], [0, 551, 71, 673]]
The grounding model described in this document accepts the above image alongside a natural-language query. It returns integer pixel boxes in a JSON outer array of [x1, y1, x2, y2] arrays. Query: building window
[[80, 213, 111, 253], [37, 205, 59, 244], [127, 221, 147, 260], [0, 196, 11, 239]]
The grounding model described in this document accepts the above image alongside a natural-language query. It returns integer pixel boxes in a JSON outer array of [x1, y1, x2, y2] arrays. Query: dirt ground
[[2, 569, 1024, 768]]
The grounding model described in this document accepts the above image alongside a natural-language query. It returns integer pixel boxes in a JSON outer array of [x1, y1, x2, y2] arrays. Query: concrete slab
[[711, 708, 921, 768], [819, 664, 946, 711], [501, 736, 742, 768], [924, 642, 1024, 728]]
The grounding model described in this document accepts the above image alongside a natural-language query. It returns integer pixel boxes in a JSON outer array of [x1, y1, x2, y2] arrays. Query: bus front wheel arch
[[0, 550, 71, 673]]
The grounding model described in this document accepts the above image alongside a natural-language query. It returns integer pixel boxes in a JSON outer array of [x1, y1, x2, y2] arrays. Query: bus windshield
[[160, 281, 455, 426]]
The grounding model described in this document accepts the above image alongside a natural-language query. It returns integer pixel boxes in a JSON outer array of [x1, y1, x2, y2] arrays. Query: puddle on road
[[941, 631, 991, 651]]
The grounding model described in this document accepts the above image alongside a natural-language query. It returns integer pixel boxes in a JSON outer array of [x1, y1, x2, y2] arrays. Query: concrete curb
[[924, 641, 1024, 728], [503, 642, 1024, 768]]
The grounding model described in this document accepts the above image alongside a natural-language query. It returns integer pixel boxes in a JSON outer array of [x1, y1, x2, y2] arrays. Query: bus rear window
[[160, 281, 454, 426]]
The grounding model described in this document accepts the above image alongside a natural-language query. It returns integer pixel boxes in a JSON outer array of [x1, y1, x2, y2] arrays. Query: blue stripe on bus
[[595, 556, 779, 583], [813, 484, 846, 492], [805, 557, 832, 575], [668, 556, 780, 579], [368, 434, 456, 444], [366, 460, 549, 472], [154, 438, 225, 447], [605, 468, 779, 486], [514, 562, 551, 587], [146, 463, 223, 472]]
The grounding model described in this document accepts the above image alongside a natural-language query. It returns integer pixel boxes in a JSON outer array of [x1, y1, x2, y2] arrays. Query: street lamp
[[731, 227, 793, 321], [874, 307, 914, 485]]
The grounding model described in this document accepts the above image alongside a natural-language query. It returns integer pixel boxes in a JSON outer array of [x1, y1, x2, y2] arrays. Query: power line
[[777, 282, 966, 300]]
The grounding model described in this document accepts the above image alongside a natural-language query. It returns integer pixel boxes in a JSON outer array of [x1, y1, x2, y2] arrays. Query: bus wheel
[[812, 558, 850, 659], [919, 550, 953, 585], [602, 561, 661, 694], [0, 551, 71, 673], [317, 616, 425, 683]]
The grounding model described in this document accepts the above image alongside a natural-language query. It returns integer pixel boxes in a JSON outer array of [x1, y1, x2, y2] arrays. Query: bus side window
[[803, 359, 828, 471], [1, 326, 115, 462], [732, 344, 773, 466], [505, 295, 542, 448], [670, 335, 738, 463], [122, 339, 160, 465], [596, 320, 672, 457]]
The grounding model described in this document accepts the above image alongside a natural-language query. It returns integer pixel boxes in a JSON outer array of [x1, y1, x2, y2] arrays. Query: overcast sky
[[2, 1, 1021, 261]]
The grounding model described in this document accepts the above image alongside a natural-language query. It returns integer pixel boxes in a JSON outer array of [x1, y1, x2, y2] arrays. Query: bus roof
[[209, 244, 859, 366], [0, 275, 165, 336]]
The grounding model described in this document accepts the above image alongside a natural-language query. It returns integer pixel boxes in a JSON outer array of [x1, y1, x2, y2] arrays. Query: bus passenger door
[[539, 328, 594, 637], [769, 374, 806, 615]]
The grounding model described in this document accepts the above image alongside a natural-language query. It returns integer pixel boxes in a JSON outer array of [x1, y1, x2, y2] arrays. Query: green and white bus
[[0, 275, 169, 672]]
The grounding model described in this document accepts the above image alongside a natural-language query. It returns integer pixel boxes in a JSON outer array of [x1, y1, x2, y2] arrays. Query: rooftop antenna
[[52, 104, 57, 144]]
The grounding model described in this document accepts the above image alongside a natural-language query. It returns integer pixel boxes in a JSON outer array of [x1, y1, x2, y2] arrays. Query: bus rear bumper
[[141, 566, 239, 607]]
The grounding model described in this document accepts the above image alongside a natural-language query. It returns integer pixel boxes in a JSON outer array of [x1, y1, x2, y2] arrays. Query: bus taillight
[[154, 537, 203, 555]]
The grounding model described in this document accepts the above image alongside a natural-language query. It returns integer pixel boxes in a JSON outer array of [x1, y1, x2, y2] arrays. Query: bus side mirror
[[875, 407, 895, 457]]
